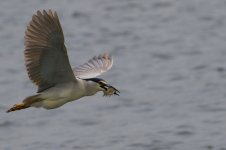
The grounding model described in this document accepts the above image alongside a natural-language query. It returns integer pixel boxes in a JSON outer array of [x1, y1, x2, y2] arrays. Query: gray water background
[[0, 0, 226, 150]]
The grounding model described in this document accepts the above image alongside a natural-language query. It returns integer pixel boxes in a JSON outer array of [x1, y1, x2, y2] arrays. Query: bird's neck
[[80, 79, 101, 96]]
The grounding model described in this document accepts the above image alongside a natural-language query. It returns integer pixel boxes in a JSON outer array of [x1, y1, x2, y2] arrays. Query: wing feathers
[[74, 53, 113, 79], [24, 10, 75, 92]]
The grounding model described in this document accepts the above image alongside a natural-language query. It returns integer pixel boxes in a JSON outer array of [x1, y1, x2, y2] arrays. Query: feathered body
[[6, 10, 119, 113], [27, 78, 100, 109]]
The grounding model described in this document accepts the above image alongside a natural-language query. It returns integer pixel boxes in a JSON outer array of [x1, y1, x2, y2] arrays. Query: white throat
[[81, 79, 102, 96]]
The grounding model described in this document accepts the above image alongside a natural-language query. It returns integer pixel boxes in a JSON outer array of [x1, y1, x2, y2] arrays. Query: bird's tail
[[6, 94, 42, 113]]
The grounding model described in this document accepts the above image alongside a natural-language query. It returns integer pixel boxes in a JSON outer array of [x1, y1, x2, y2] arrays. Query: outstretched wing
[[73, 53, 113, 79], [24, 10, 75, 93]]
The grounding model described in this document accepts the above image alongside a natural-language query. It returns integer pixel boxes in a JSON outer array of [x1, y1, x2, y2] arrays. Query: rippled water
[[1, 0, 226, 150]]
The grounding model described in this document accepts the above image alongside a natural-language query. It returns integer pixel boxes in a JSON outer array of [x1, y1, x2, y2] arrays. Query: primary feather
[[24, 10, 75, 93], [73, 53, 113, 79]]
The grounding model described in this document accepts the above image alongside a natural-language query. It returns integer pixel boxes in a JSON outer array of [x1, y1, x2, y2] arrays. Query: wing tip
[[35, 9, 56, 16]]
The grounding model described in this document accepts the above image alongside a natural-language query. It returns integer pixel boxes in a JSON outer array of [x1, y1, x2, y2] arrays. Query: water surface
[[0, 0, 226, 150]]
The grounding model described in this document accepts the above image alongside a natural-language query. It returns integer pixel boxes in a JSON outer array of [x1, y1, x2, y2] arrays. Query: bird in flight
[[7, 10, 119, 113]]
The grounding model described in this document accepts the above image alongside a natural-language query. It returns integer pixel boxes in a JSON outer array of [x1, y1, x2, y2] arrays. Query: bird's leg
[[6, 103, 29, 113], [6, 94, 42, 113]]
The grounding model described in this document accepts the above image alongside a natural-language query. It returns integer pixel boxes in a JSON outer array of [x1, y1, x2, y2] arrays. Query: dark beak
[[109, 85, 120, 96]]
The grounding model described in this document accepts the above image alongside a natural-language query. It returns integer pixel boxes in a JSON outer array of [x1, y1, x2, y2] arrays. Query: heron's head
[[84, 78, 120, 96]]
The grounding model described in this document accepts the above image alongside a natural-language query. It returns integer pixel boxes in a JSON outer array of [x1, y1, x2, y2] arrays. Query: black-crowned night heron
[[7, 10, 119, 113]]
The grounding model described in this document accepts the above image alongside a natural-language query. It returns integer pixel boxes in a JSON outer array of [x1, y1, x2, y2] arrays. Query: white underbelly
[[41, 98, 74, 109], [32, 82, 86, 109]]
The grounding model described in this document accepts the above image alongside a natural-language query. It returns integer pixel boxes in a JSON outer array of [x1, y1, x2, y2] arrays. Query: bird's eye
[[100, 84, 107, 90], [98, 80, 107, 86]]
